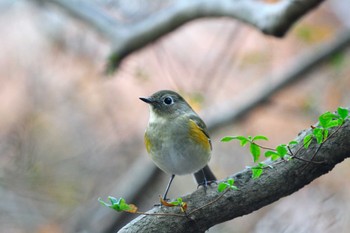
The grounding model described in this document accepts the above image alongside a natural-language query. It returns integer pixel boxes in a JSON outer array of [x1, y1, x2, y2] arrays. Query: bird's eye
[[163, 96, 173, 105]]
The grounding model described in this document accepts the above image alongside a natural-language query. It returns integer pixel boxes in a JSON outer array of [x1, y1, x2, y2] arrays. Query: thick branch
[[118, 120, 350, 232], [69, 30, 350, 232], [39, 0, 325, 71]]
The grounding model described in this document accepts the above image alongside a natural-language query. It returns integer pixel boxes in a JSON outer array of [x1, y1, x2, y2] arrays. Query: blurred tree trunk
[[38, 0, 325, 71]]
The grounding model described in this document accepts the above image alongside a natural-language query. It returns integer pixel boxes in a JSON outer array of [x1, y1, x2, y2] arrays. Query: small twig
[[291, 155, 325, 164], [287, 145, 294, 156], [321, 125, 343, 144], [130, 187, 230, 219], [187, 188, 230, 216], [252, 143, 274, 151], [134, 211, 186, 218], [253, 142, 324, 164], [293, 134, 312, 156], [287, 142, 324, 164], [308, 125, 343, 162], [299, 125, 344, 170]]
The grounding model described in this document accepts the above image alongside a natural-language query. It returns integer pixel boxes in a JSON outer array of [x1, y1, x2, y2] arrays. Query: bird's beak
[[139, 97, 154, 104]]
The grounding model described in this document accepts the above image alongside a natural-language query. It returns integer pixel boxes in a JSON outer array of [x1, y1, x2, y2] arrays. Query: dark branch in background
[[118, 120, 350, 233], [39, 0, 325, 72], [205, 29, 350, 131]]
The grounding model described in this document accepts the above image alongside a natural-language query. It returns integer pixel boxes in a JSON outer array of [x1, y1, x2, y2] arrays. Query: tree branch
[[118, 119, 350, 233], [38, 0, 325, 71], [205, 29, 350, 131], [67, 30, 350, 232]]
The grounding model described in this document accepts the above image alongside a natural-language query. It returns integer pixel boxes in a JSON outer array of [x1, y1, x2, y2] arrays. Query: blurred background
[[1, 0, 350, 232]]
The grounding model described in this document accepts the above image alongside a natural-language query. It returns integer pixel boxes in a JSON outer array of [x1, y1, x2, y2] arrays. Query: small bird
[[140, 90, 216, 200]]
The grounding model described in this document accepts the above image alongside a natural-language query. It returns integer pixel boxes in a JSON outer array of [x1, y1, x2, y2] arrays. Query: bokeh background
[[1, 0, 350, 232]]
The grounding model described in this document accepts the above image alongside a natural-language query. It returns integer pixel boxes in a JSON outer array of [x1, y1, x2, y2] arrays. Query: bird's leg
[[194, 167, 217, 190], [201, 168, 208, 187], [163, 174, 175, 201]]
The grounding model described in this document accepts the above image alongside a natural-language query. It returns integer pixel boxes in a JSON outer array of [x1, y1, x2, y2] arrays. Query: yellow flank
[[144, 133, 152, 153], [188, 119, 211, 151]]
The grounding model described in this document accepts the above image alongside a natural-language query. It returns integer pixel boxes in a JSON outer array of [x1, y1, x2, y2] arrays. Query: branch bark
[[38, 0, 325, 71], [118, 119, 350, 233]]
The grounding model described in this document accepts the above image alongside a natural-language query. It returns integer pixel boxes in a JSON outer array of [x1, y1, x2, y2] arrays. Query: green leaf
[[265, 150, 278, 158], [228, 178, 238, 190], [288, 140, 298, 146], [251, 162, 271, 179], [98, 197, 111, 207], [98, 197, 131, 212], [251, 166, 263, 179], [217, 178, 238, 192], [319, 112, 341, 128], [227, 178, 234, 186], [221, 136, 248, 146], [217, 183, 228, 192], [250, 143, 261, 162], [271, 154, 280, 161], [108, 196, 119, 205], [237, 136, 249, 146], [221, 136, 235, 142], [319, 112, 332, 127], [338, 118, 344, 126], [337, 107, 349, 120], [323, 129, 329, 141], [117, 198, 132, 211], [320, 111, 338, 119], [169, 197, 183, 206], [252, 135, 269, 141], [303, 134, 313, 149], [276, 145, 288, 156], [313, 128, 324, 144], [327, 120, 341, 128], [264, 150, 281, 161]]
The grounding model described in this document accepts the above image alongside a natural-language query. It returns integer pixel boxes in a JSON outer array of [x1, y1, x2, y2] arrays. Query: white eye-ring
[[163, 96, 173, 105]]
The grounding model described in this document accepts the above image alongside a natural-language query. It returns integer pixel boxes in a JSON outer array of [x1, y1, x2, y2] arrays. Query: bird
[[140, 90, 216, 200]]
